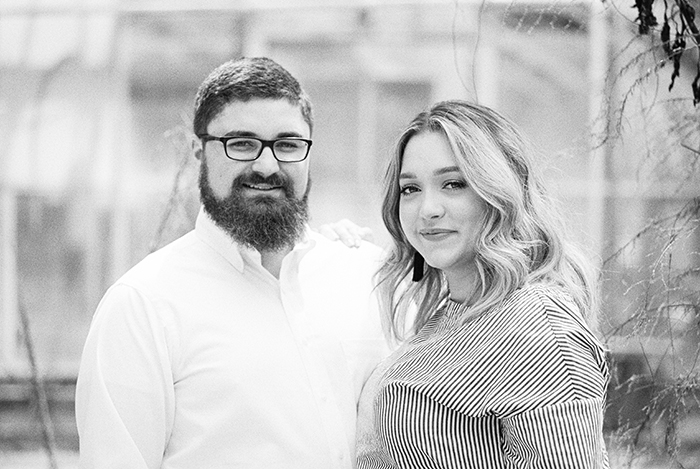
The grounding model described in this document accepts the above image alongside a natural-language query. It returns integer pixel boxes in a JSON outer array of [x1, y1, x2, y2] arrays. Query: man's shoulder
[[309, 231, 385, 257], [307, 231, 385, 262], [116, 230, 201, 287]]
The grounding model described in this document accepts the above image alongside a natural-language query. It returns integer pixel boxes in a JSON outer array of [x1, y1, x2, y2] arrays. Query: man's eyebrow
[[223, 130, 256, 137], [222, 130, 305, 138], [276, 131, 305, 138]]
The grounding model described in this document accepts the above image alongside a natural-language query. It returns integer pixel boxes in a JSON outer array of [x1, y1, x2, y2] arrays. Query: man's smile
[[243, 182, 283, 193], [237, 175, 289, 197]]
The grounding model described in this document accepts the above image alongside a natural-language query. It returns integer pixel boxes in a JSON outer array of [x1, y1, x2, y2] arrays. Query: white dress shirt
[[75, 209, 388, 469]]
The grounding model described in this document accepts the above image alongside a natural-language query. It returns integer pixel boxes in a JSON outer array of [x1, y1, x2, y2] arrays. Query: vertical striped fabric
[[356, 284, 610, 468]]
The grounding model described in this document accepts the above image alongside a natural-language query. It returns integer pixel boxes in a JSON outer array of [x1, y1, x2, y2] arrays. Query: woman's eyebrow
[[399, 166, 461, 180], [434, 166, 461, 176]]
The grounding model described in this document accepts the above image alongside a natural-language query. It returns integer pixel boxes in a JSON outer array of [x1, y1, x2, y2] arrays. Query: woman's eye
[[444, 180, 467, 190], [399, 185, 419, 196]]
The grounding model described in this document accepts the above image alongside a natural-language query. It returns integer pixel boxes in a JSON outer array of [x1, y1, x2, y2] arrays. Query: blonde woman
[[356, 100, 609, 468]]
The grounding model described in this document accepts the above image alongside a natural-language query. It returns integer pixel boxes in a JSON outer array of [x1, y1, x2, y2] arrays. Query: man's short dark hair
[[193, 57, 314, 137]]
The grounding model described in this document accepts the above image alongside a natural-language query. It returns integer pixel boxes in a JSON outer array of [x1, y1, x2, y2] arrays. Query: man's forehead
[[218, 97, 302, 113], [207, 98, 309, 135]]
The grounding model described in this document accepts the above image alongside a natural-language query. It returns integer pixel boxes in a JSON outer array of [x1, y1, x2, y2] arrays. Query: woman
[[356, 100, 609, 468]]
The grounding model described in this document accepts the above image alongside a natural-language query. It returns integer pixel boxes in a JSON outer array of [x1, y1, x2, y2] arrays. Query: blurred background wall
[[1, 0, 699, 467]]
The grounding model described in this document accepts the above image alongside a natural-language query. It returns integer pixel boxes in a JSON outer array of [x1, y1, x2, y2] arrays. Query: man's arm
[[75, 284, 175, 469]]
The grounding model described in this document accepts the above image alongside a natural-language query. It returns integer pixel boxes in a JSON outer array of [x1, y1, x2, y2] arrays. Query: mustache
[[233, 172, 294, 195]]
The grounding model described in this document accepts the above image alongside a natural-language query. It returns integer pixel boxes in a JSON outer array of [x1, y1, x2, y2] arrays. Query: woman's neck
[[445, 269, 479, 304]]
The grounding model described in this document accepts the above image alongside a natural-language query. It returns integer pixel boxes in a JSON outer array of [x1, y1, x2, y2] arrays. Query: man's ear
[[192, 136, 203, 161]]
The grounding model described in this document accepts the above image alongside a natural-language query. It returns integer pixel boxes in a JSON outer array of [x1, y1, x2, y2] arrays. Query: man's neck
[[260, 247, 293, 279]]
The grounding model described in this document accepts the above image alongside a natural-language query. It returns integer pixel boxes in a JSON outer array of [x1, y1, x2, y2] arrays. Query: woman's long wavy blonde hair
[[376, 100, 599, 341]]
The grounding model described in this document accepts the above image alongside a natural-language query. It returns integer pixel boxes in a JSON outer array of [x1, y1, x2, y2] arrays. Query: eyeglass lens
[[225, 138, 309, 162]]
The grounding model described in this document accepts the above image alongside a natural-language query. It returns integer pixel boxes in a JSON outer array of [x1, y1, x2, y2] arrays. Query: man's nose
[[251, 146, 280, 177]]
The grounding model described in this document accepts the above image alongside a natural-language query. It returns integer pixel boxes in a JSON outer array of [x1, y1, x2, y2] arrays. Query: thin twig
[[18, 299, 59, 469]]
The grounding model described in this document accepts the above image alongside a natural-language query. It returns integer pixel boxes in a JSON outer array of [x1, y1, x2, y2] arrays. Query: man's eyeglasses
[[197, 135, 313, 163]]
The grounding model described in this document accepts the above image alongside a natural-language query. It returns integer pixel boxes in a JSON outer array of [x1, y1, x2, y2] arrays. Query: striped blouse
[[356, 284, 610, 468]]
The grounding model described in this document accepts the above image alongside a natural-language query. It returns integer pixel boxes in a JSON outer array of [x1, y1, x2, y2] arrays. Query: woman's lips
[[420, 229, 455, 240]]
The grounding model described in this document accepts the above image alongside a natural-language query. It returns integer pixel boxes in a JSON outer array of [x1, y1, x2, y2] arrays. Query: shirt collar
[[194, 207, 317, 273], [195, 208, 246, 272]]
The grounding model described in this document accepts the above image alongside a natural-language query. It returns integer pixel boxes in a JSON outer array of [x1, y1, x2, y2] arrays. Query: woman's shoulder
[[503, 283, 580, 320], [493, 283, 596, 344], [501, 283, 606, 357]]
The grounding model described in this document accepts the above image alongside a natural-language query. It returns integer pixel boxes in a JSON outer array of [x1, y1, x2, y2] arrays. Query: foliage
[[633, 0, 700, 104], [601, 1, 700, 466]]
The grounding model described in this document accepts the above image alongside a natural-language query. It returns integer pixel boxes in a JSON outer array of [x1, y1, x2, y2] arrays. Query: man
[[75, 57, 387, 468]]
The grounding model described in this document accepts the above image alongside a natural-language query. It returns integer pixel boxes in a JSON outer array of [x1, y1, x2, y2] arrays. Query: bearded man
[[75, 57, 388, 469]]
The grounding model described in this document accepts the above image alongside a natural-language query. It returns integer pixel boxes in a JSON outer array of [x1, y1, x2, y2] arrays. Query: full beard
[[199, 162, 310, 252]]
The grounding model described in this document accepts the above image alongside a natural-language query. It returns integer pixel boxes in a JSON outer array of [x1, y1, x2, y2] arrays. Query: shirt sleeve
[[501, 398, 609, 469], [487, 289, 610, 467], [75, 284, 176, 469]]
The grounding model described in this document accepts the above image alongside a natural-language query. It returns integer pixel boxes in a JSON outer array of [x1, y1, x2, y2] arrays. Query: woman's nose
[[419, 192, 445, 219]]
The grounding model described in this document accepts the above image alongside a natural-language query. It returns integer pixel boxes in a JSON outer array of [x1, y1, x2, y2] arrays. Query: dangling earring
[[412, 251, 425, 282]]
